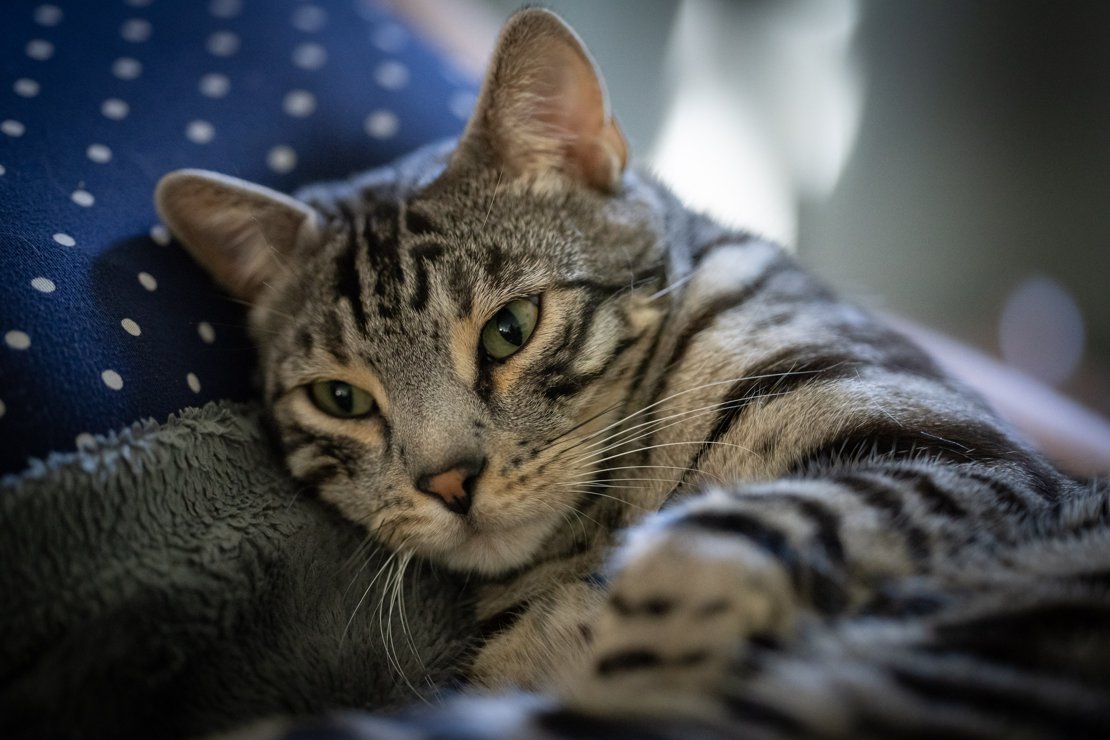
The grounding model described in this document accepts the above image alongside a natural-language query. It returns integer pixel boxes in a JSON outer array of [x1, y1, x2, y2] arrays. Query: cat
[[155, 8, 1110, 738]]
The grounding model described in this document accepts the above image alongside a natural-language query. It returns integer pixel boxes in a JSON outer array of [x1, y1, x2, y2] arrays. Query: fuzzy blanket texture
[[0, 402, 472, 739]]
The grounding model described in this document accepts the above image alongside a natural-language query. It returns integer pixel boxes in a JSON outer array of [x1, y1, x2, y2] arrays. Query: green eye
[[308, 380, 376, 418], [481, 297, 539, 360]]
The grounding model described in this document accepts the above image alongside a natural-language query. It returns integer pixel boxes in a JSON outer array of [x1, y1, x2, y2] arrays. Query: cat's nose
[[415, 458, 485, 515]]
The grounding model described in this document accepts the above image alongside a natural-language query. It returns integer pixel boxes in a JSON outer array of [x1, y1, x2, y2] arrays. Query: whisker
[[223, 295, 298, 322], [560, 389, 800, 480], [480, 169, 504, 230], [543, 370, 818, 464], [341, 538, 384, 598], [340, 547, 400, 650], [386, 551, 429, 703], [572, 439, 759, 469], [569, 463, 724, 483], [563, 488, 652, 511], [554, 476, 715, 489], [569, 384, 806, 459], [648, 268, 697, 301]]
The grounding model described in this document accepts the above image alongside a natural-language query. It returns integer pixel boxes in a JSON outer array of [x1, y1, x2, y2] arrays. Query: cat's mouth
[[405, 502, 563, 575]]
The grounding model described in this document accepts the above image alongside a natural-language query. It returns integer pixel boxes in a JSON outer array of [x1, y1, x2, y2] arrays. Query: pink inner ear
[[529, 39, 628, 191], [533, 43, 602, 137], [451, 8, 629, 191]]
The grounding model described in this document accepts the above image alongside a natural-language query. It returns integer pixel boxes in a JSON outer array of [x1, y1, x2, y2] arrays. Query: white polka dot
[[371, 23, 408, 53], [282, 89, 316, 117], [121, 318, 141, 336], [125, 0, 153, 6], [291, 42, 326, 70], [291, 5, 327, 32], [120, 18, 152, 43], [71, 189, 95, 207], [187, 372, 202, 393], [184, 120, 215, 143], [0, 164, 5, 176], [111, 57, 143, 80], [138, 272, 158, 291], [31, 277, 56, 293], [5, 331, 31, 350], [0, 399, 5, 419], [33, 4, 64, 26], [185, 120, 215, 144], [449, 90, 477, 120], [266, 145, 298, 174], [374, 60, 410, 91], [209, 0, 243, 19], [1, 120, 26, 138], [206, 30, 240, 57], [53, 232, 76, 247], [364, 109, 399, 139], [101, 369, 124, 391], [26, 39, 54, 60], [197, 321, 216, 344], [87, 143, 112, 163], [150, 224, 170, 245], [14, 78, 40, 98], [101, 98, 130, 120], [75, 432, 96, 449], [198, 72, 230, 98]]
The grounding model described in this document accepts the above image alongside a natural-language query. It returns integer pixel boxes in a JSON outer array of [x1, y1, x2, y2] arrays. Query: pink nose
[[416, 460, 483, 515]]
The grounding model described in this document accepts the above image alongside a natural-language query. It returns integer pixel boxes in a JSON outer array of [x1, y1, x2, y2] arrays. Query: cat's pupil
[[496, 309, 524, 347], [330, 382, 354, 413]]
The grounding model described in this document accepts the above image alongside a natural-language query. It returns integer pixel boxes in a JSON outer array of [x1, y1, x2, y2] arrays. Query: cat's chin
[[416, 514, 561, 576]]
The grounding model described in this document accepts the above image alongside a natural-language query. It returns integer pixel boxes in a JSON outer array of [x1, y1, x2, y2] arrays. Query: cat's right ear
[[451, 8, 628, 192], [154, 169, 320, 302]]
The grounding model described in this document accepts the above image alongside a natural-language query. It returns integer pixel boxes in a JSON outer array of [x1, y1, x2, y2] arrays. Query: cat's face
[[156, 9, 668, 574], [260, 173, 663, 573]]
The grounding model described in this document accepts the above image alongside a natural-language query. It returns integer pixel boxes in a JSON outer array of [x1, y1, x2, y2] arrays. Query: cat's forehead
[[263, 171, 662, 382], [270, 188, 560, 375]]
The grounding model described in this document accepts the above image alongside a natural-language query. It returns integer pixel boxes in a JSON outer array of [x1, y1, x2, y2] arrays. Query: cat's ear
[[154, 169, 320, 302], [453, 8, 628, 192]]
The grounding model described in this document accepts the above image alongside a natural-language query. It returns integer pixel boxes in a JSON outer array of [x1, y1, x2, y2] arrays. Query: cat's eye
[[308, 380, 376, 418], [481, 296, 540, 360]]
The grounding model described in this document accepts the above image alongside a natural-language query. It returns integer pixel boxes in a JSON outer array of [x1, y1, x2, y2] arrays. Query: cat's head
[[155, 9, 669, 575]]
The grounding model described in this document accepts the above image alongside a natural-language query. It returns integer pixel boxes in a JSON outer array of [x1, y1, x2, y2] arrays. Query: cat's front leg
[[566, 462, 1040, 718], [562, 489, 804, 719], [468, 561, 608, 692]]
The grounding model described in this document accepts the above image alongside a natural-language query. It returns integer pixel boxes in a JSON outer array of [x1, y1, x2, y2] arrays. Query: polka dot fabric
[[0, 0, 477, 474]]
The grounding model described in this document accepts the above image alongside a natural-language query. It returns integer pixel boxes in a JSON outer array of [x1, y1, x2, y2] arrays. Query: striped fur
[[158, 9, 1109, 738]]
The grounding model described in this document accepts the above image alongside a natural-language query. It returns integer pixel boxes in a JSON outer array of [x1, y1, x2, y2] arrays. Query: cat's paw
[[564, 509, 797, 718]]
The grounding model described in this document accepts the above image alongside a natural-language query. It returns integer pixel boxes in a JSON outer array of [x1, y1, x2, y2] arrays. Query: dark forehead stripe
[[335, 222, 369, 333], [364, 201, 406, 318], [404, 206, 440, 237], [447, 259, 475, 317], [295, 327, 314, 354], [481, 242, 532, 290], [366, 201, 401, 251], [321, 307, 350, 363], [409, 243, 444, 312]]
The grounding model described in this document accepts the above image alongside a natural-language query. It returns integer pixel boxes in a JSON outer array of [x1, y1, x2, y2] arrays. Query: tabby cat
[[155, 9, 1110, 738]]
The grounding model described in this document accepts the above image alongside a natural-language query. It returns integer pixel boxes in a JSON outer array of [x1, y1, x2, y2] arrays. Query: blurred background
[[407, 0, 1110, 419]]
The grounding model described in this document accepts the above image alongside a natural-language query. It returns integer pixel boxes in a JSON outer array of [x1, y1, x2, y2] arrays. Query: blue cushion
[[0, 0, 477, 474]]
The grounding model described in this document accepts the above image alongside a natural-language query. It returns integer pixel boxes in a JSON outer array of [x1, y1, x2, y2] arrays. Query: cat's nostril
[[416, 458, 485, 515]]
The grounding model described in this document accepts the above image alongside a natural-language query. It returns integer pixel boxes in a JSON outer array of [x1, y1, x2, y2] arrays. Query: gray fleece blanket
[[0, 402, 473, 740]]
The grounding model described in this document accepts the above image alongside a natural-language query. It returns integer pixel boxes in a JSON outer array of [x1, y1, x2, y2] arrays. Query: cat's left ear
[[452, 8, 628, 192], [155, 169, 320, 302]]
